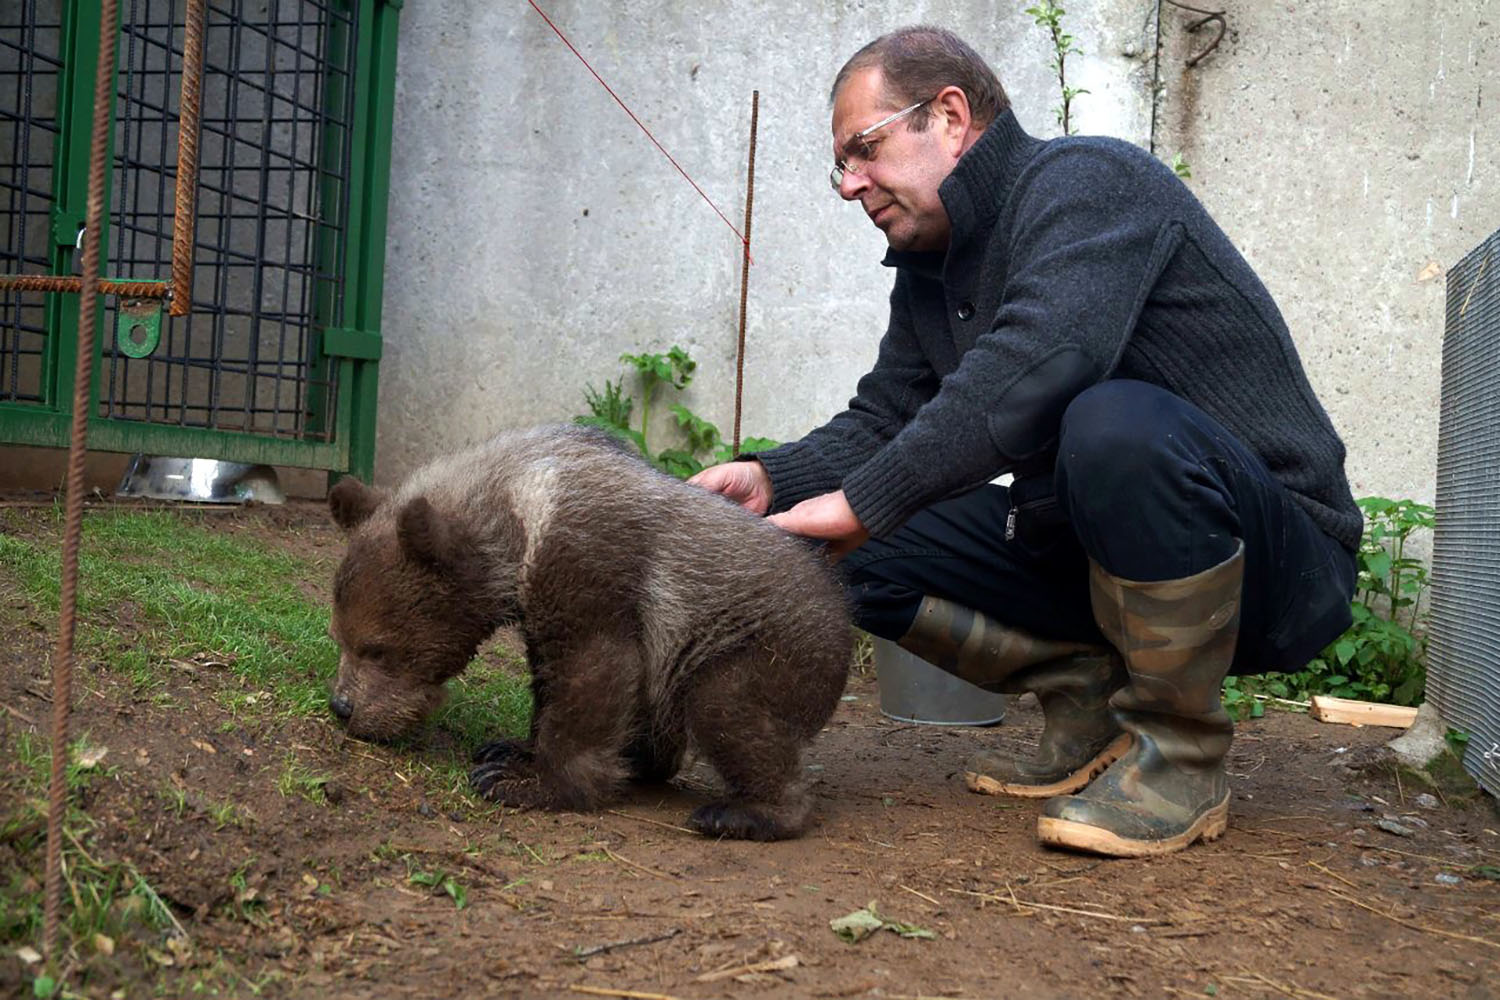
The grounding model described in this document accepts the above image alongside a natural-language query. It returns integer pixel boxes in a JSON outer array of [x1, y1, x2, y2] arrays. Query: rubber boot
[[896, 596, 1131, 798], [1037, 541, 1243, 857], [965, 652, 1131, 798]]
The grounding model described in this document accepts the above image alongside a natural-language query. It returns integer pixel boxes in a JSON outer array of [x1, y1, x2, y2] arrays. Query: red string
[[524, 0, 751, 256]]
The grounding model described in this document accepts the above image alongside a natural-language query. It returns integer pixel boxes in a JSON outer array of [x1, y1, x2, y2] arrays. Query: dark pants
[[842, 380, 1357, 676]]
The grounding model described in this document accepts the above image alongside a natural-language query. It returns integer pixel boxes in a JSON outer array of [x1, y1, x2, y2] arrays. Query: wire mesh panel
[[101, 0, 356, 440], [1428, 228, 1500, 796], [0, 0, 63, 405]]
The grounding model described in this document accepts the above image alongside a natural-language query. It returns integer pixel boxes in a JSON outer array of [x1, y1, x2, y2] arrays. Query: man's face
[[831, 67, 959, 253]]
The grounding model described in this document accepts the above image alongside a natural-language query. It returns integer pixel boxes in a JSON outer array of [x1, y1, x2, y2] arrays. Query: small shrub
[[577, 345, 777, 478], [1228, 496, 1434, 717]]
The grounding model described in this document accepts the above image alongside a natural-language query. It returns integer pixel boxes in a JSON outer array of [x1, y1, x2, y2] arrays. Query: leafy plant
[[577, 344, 778, 478], [408, 869, 468, 909], [1170, 152, 1192, 178], [1225, 496, 1434, 717], [1025, 1, 1089, 135]]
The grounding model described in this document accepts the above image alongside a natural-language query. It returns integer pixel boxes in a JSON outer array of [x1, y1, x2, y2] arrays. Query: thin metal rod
[[732, 90, 758, 456], [0, 274, 169, 297], [44, 0, 120, 961], [169, 0, 207, 316]]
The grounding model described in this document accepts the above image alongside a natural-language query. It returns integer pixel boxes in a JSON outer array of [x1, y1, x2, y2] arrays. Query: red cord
[[525, 0, 751, 255]]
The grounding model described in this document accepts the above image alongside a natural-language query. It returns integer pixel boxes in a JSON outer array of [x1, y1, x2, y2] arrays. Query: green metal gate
[[0, 0, 398, 482]]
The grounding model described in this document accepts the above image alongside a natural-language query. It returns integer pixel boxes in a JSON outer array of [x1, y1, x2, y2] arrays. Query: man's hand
[[688, 460, 774, 515], [767, 490, 870, 559]]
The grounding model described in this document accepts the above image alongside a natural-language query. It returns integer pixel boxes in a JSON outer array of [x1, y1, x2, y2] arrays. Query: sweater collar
[[881, 108, 1043, 274]]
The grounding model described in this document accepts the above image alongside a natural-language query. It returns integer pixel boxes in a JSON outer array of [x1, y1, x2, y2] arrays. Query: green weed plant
[[578, 345, 777, 478], [1025, 1, 1089, 135], [1226, 496, 1434, 718]]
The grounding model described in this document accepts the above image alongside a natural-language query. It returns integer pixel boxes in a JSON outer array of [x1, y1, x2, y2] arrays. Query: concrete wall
[[374, 0, 1498, 507]]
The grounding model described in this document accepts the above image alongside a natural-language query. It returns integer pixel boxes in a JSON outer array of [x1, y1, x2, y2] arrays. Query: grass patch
[[276, 755, 333, 805], [433, 650, 533, 751], [0, 510, 334, 715], [1, 731, 182, 987], [0, 508, 534, 737]]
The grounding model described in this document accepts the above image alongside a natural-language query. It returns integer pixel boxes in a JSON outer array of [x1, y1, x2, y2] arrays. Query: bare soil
[[2, 498, 1497, 999]]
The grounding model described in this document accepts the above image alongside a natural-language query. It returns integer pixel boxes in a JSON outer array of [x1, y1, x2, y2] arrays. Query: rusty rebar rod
[[732, 90, 758, 457], [43, 0, 119, 962], [169, 0, 207, 316], [0, 274, 169, 298]]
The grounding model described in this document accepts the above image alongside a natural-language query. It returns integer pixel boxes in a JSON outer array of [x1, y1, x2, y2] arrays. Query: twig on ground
[[602, 846, 677, 880], [1233, 968, 1340, 1000], [694, 954, 798, 982], [572, 928, 681, 960], [1308, 860, 1361, 890], [1, 702, 36, 724], [605, 809, 697, 835], [948, 887, 1164, 924], [1325, 886, 1499, 949], [566, 985, 689, 1000], [899, 883, 941, 906]]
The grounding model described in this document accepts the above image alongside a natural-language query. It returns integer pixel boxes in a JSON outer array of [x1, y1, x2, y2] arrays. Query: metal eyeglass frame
[[829, 98, 932, 191]]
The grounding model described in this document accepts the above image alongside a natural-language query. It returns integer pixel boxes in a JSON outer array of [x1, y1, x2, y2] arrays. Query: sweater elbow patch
[[985, 346, 1097, 462]]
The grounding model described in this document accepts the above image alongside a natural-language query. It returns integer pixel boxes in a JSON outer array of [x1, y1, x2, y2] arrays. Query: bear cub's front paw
[[472, 738, 532, 769]]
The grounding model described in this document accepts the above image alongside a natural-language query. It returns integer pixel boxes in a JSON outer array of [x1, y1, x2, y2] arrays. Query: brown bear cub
[[326, 425, 852, 840]]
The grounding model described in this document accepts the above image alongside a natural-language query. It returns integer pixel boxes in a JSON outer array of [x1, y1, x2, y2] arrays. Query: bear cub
[[326, 425, 852, 840]]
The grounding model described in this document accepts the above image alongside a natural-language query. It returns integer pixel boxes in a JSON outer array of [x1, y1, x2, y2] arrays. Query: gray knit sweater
[[757, 110, 1363, 551]]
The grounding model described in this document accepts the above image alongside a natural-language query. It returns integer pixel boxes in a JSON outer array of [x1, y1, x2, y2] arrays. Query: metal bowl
[[116, 455, 285, 504]]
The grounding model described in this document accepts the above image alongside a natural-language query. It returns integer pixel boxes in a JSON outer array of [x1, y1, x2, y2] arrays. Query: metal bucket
[[873, 637, 1007, 727], [116, 455, 285, 504]]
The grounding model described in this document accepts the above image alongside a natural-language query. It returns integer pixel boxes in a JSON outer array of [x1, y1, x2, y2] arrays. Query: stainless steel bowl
[[116, 455, 285, 504]]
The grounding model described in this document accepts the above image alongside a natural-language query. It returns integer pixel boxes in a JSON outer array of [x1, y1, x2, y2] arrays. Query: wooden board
[[1309, 695, 1419, 729]]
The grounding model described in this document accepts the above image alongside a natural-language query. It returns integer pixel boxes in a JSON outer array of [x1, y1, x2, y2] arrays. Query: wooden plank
[[1309, 695, 1419, 729]]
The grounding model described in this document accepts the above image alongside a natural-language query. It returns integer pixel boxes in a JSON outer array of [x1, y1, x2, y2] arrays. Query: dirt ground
[[2, 499, 1498, 999]]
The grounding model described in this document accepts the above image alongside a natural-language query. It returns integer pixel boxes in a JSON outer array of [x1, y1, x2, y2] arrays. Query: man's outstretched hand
[[688, 460, 774, 515], [767, 490, 869, 559]]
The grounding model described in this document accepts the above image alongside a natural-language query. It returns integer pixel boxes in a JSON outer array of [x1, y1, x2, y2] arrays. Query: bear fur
[[326, 425, 852, 840]]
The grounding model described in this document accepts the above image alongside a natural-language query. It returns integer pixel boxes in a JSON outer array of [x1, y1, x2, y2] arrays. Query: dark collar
[[881, 109, 1043, 274]]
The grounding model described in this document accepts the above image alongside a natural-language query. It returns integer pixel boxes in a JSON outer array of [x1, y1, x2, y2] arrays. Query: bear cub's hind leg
[[684, 653, 816, 841]]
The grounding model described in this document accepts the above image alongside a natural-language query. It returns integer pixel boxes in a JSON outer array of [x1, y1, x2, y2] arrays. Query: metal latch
[[116, 295, 164, 358]]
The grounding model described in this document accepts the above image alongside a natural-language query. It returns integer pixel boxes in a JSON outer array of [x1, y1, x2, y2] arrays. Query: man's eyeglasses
[[829, 98, 932, 191]]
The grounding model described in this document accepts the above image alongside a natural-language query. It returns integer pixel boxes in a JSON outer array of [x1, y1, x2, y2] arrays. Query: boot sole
[[1035, 791, 1231, 858], [965, 734, 1133, 799]]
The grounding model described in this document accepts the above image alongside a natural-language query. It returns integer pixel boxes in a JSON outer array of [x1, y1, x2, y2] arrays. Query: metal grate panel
[[101, 0, 355, 440], [0, 0, 62, 404], [1428, 228, 1500, 795]]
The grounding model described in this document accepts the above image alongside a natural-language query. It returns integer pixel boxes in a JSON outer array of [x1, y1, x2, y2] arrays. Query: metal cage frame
[[0, 0, 398, 481]]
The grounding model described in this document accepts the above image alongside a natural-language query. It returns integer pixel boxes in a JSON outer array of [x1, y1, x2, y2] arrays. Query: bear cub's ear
[[328, 477, 385, 532], [396, 496, 471, 573]]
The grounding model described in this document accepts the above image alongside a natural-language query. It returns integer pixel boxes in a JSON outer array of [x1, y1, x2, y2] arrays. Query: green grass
[[0, 731, 178, 957], [0, 510, 334, 715], [0, 508, 537, 992], [275, 755, 332, 805], [0, 508, 534, 740]]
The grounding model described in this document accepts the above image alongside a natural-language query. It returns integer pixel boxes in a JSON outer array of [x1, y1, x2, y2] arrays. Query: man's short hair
[[831, 25, 1009, 130]]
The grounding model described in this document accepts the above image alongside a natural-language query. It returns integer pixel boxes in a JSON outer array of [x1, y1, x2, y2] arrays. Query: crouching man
[[692, 25, 1359, 857]]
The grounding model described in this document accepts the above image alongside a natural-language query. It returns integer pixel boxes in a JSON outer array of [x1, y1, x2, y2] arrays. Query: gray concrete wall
[[375, 1, 1498, 509]]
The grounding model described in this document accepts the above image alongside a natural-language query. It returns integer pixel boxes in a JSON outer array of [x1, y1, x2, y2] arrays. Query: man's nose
[[839, 169, 869, 201]]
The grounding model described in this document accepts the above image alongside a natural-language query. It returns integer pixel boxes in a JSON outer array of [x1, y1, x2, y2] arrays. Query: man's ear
[[396, 496, 468, 573], [932, 84, 975, 155], [329, 477, 385, 532]]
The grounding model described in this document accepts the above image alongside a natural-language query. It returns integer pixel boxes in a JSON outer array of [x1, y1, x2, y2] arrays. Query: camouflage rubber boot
[[1037, 541, 1243, 857], [896, 596, 1129, 797], [964, 651, 1131, 798]]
